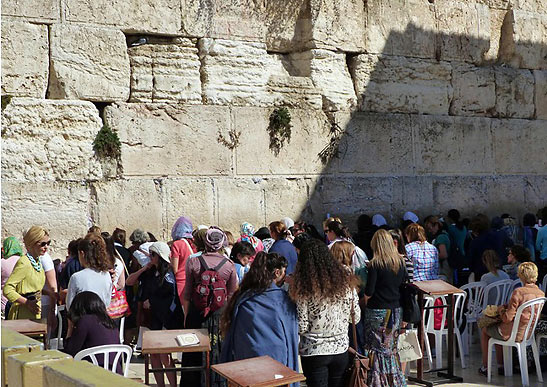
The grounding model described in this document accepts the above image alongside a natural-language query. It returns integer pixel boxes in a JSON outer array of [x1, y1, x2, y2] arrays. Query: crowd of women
[[1, 206, 547, 387]]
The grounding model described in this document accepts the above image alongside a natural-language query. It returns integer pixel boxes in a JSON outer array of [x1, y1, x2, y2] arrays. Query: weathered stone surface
[[435, 0, 491, 64], [500, 10, 547, 70], [392, 176, 435, 219], [413, 115, 494, 174], [64, 0, 181, 34], [1, 0, 58, 22], [164, 178, 217, 231], [512, 0, 547, 14], [1, 181, 89, 258], [308, 0, 366, 52], [48, 25, 130, 102], [264, 0, 308, 52], [350, 54, 452, 115], [199, 39, 322, 108], [494, 66, 535, 118], [90, 179, 165, 240], [104, 103, 232, 176], [484, 9, 510, 62], [1, 20, 48, 98], [432, 177, 490, 215], [334, 112, 414, 174], [475, 0, 512, 9], [450, 63, 496, 116], [263, 178, 310, 225], [181, 0, 266, 41], [524, 176, 547, 212], [364, 0, 436, 59], [234, 107, 328, 175], [1, 98, 103, 181], [486, 176, 528, 216], [534, 70, 547, 119], [290, 49, 357, 111], [129, 39, 202, 103], [216, 178, 265, 234], [491, 119, 547, 174]]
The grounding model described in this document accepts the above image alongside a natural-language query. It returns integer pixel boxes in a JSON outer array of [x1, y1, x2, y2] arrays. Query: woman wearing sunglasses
[[3, 226, 49, 319]]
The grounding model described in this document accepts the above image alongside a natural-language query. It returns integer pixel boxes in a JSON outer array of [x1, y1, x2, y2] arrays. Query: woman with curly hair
[[290, 239, 360, 387], [220, 252, 298, 377], [363, 229, 407, 387]]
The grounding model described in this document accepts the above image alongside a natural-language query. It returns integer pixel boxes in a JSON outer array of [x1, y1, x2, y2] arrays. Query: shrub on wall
[[93, 124, 121, 159], [268, 107, 292, 156]]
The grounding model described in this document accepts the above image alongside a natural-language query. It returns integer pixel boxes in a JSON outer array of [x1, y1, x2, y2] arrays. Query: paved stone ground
[[126, 339, 546, 386]]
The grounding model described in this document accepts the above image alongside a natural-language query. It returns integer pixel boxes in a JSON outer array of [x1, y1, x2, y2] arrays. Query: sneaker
[[478, 366, 488, 376]]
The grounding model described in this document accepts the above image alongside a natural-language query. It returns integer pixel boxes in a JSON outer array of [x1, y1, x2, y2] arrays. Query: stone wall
[[1, 0, 546, 256]]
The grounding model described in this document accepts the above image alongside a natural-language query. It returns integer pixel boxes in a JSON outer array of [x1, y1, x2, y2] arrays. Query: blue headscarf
[[171, 216, 193, 240]]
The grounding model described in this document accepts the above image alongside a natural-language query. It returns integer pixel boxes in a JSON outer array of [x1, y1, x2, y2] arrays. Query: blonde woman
[[3, 226, 48, 319], [363, 229, 407, 387], [330, 240, 354, 268]]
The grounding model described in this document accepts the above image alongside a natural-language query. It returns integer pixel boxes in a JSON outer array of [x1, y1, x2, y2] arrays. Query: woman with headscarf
[[170, 216, 196, 308], [3, 226, 48, 320], [238, 222, 264, 260], [1, 237, 23, 317]]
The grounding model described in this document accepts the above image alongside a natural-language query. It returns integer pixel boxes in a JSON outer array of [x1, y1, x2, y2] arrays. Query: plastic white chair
[[541, 274, 547, 292], [48, 304, 65, 350], [506, 279, 523, 303], [487, 297, 546, 386], [423, 292, 467, 370], [461, 281, 485, 353], [74, 344, 133, 377], [481, 279, 514, 310], [118, 316, 125, 345]]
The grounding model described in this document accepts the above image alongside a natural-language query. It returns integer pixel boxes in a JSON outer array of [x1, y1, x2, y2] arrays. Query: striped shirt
[[405, 241, 439, 282]]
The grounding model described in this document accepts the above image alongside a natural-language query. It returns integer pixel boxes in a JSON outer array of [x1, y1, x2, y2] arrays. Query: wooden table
[[1, 319, 47, 348], [141, 328, 211, 386], [212, 355, 306, 387], [408, 280, 465, 387]]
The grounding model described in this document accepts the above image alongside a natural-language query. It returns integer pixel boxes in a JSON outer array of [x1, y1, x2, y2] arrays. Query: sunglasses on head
[[38, 241, 51, 247]]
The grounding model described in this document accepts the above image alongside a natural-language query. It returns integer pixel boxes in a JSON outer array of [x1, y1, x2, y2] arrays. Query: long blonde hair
[[330, 241, 354, 267], [371, 229, 403, 273]]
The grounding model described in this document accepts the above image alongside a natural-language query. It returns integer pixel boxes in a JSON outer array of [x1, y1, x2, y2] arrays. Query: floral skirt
[[362, 307, 407, 387]]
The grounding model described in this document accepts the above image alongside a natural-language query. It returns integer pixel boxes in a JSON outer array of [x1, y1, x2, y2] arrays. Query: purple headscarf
[[171, 216, 193, 240]]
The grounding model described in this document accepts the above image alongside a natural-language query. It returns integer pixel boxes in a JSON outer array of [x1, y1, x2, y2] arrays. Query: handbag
[[107, 287, 131, 319], [400, 266, 421, 324], [345, 295, 369, 387], [397, 329, 423, 363]]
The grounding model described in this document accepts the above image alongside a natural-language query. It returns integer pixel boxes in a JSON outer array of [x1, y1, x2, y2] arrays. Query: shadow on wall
[[298, 19, 547, 231]]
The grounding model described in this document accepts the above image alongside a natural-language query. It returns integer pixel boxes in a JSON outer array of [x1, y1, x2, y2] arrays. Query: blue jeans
[[300, 351, 348, 387]]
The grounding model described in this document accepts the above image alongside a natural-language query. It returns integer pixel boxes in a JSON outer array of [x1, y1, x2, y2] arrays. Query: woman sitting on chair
[[64, 291, 121, 374], [479, 262, 544, 376]]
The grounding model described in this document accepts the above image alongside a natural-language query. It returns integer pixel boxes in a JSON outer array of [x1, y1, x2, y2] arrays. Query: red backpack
[[192, 255, 228, 317]]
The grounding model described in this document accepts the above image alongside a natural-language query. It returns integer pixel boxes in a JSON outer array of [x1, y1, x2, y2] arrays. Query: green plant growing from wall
[[267, 107, 292, 156], [318, 116, 345, 165], [93, 124, 121, 159], [1, 96, 12, 111], [217, 128, 242, 150]]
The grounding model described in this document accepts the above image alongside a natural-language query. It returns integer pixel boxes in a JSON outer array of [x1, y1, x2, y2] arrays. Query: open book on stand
[[176, 333, 200, 347]]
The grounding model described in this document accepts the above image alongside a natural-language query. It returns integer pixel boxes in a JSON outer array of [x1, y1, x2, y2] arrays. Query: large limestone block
[[65, 0, 181, 34], [524, 176, 547, 211], [512, 0, 547, 14], [350, 54, 452, 115], [308, 176, 396, 230], [334, 112, 414, 174], [500, 10, 547, 70], [1, 98, 103, 181], [413, 115, 495, 174], [290, 49, 357, 111], [1, 20, 49, 98], [391, 177, 435, 219], [43, 359, 142, 387], [1, 0, 58, 22], [181, 0, 266, 41], [307, 0, 366, 52], [90, 179, 165, 240], [199, 39, 321, 108], [49, 25, 130, 102], [450, 63, 496, 116], [494, 67, 535, 118], [164, 178, 217, 231], [263, 178, 311, 225], [264, 0, 309, 52], [234, 107, 328, 175], [1, 181, 90, 258], [535, 70, 547, 119], [432, 177, 490, 215], [104, 103, 232, 176], [364, 0, 437, 59], [484, 9, 510, 62], [216, 179, 265, 234], [129, 39, 202, 103], [435, 0, 491, 64], [486, 176, 528, 217], [475, 0, 512, 9], [8, 350, 72, 387], [1, 329, 43, 387], [491, 119, 547, 174]]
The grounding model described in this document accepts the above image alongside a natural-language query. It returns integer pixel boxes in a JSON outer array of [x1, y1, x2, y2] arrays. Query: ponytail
[[326, 221, 351, 240]]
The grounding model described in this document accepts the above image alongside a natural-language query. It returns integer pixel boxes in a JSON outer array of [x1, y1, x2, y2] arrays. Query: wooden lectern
[[407, 280, 465, 387]]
